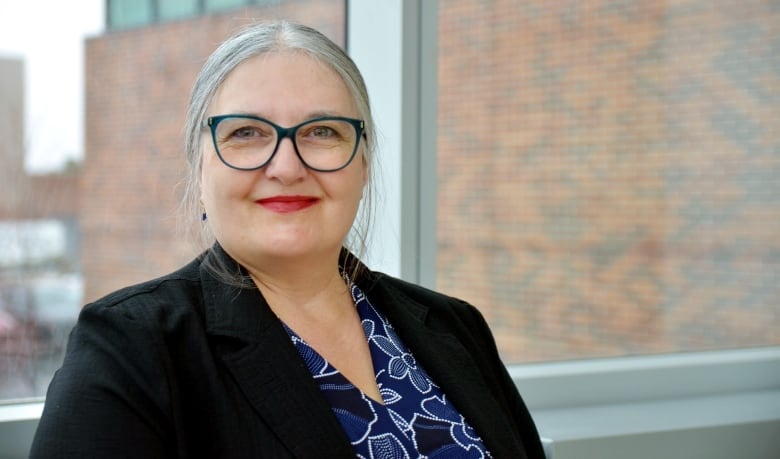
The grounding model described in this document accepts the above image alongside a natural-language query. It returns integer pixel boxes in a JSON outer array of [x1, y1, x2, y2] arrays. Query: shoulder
[[32, 259, 210, 458], [59, 256, 210, 394], [363, 271, 490, 334], [371, 271, 476, 308], [78, 257, 205, 333]]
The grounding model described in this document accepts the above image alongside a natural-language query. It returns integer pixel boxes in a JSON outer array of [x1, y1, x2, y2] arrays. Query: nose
[[263, 137, 307, 183]]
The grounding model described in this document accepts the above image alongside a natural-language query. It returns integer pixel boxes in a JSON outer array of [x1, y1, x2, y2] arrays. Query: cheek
[[360, 156, 368, 186], [344, 167, 368, 209], [200, 154, 219, 204], [201, 151, 254, 200]]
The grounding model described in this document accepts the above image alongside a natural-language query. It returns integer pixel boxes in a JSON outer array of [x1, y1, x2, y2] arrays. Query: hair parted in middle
[[180, 20, 378, 287]]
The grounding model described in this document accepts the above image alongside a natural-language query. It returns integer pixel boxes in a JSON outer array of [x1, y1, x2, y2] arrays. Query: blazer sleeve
[[29, 300, 173, 459], [457, 300, 546, 458]]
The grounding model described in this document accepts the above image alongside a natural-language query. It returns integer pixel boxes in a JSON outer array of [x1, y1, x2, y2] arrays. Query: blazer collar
[[198, 246, 354, 457]]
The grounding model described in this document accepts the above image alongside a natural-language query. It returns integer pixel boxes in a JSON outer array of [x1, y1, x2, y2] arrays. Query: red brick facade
[[437, 0, 780, 362]]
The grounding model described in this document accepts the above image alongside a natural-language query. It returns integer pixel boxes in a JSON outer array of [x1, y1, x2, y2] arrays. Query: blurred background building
[[0, 56, 80, 398]]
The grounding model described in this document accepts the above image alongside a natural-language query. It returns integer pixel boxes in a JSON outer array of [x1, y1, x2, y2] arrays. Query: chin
[[255, 241, 320, 259]]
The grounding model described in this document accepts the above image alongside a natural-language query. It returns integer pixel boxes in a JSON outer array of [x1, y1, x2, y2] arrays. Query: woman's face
[[200, 52, 366, 268]]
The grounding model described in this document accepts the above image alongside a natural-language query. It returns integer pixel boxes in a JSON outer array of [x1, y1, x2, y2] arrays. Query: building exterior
[[63, 0, 780, 362], [0, 58, 79, 222], [81, 0, 345, 301], [435, 0, 780, 361]]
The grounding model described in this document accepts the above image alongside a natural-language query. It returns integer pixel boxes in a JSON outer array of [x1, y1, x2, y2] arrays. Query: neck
[[242, 250, 351, 319]]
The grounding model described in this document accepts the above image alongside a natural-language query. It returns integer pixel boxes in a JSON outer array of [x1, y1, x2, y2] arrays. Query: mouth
[[256, 195, 319, 213]]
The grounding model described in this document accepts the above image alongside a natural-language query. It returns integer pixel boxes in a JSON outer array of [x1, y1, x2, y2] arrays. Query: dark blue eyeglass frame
[[204, 114, 365, 172]]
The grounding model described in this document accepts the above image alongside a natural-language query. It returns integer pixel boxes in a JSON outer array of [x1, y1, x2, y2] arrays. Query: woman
[[30, 21, 545, 458]]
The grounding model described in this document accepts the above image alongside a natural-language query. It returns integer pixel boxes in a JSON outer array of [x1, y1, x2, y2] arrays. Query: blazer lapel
[[200, 264, 354, 458], [368, 278, 529, 458], [194, 247, 526, 457]]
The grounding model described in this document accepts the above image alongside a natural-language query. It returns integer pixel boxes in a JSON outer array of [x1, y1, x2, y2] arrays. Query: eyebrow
[[217, 110, 351, 121]]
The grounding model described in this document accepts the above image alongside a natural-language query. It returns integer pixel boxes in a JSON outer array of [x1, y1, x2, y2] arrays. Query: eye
[[217, 119, 274, 143], [300, 120, 354, 143], [231, 126, 261, 138], [309, 125, 338, 138]]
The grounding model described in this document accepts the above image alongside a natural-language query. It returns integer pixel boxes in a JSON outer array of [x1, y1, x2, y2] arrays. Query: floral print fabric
[[283, 283, 491, 459]]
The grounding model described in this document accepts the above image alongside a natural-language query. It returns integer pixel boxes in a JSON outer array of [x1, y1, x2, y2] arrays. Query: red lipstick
[[256, 195, 318, 213]]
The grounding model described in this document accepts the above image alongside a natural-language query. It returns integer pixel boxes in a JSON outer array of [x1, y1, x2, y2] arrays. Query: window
[[108, 0, 153, 29], [159, 0, 199, 21], [0, 1, 102, 401], [205, 0, 248, 13], [0, 0, 347, 403], [435, 0, 779, 364], [346, 3, 779, 456], [2, 1, 778, 456], [107, 0, 288, 30]]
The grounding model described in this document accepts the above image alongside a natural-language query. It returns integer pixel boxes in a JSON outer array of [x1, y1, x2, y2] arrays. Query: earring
[[200, 200, 207, 222]]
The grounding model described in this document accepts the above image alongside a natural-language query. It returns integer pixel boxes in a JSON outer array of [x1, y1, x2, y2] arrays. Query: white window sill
[[510, 347, 780, 459], [0, 399, 43, 459]]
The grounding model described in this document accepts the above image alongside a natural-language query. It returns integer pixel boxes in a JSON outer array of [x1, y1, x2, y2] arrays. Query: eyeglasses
[[205, 114, 365, 172]]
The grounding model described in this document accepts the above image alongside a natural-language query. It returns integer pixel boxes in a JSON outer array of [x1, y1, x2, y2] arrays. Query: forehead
[[211, 51, 356, 117]]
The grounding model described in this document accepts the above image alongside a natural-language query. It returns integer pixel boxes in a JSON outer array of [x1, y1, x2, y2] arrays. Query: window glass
[[159, 0, 199, 21], [204, 0, 249, 13], [109, 0, 153, 30], [436, 1, 780, 363], [0, 1, 103, 400], [0, 0, 346, 401]]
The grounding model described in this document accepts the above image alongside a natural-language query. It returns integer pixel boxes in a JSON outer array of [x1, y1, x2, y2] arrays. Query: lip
[[256, 195, 319, 213]]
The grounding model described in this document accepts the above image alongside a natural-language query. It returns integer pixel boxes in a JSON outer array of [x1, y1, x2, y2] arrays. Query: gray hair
[[180, 21, 376, 286]]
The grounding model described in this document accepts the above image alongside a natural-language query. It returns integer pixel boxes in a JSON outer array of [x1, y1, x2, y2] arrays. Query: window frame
[[346, 1, 780, 457]]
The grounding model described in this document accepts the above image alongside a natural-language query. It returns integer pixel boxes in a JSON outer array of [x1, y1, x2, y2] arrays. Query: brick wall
[[437, 0, 780, 362], [82, 0, 345, 302]]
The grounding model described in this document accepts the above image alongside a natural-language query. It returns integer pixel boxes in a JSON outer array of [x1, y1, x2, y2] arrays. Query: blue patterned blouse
[[283, 282, 492, 459]]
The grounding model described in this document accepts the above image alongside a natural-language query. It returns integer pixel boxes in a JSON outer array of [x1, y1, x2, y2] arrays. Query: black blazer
[[31, 248, 545, 458]]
